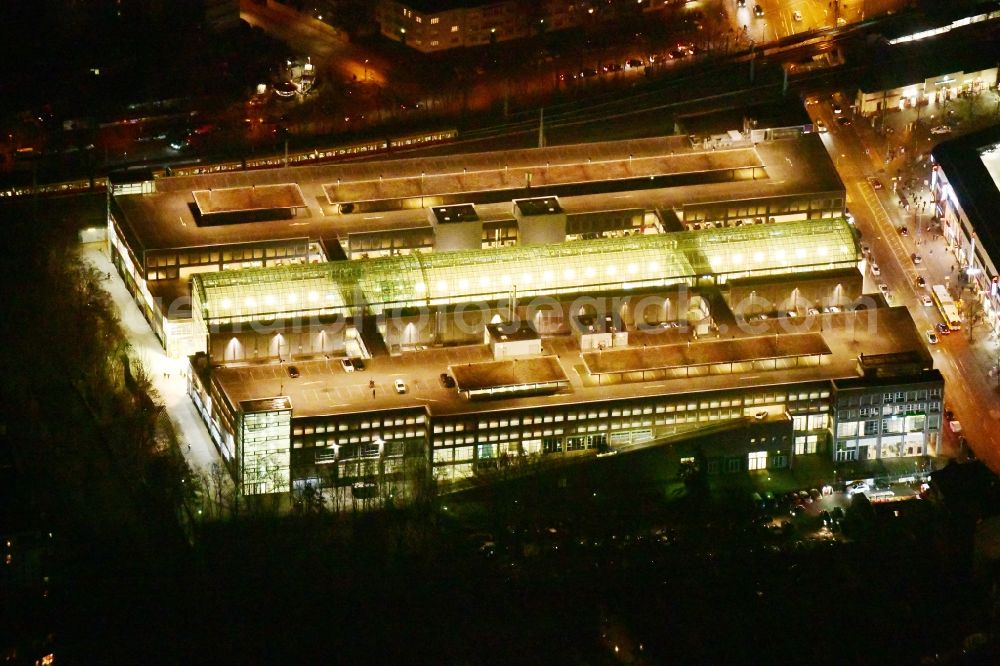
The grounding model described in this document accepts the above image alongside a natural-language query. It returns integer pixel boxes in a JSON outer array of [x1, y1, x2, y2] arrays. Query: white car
[[870, 263, 880, 276], [921, 294, 933, 307], [340, 358, 354, 373], [879, 283, 890, 298], [930, 125, 953, 135], [792, 10, 803, 21], [926, 330, 939, 345], [847, 481, 870, 496], [394, 378, 408, 394]]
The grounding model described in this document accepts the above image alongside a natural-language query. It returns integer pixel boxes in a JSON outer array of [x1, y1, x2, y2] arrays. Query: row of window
[[685, 197, 845, 223], [147, 244, 308, 268], [429, 390, 827, 436], [432, 434, 610, 463], [834, 439, 927, 461], [835, 414, 939, 439], [294, 413, 425, 435], [839, 388, 939, 407], [147, 256, 309, 282], [849, 402, 939, 419], [704, 452, 790, 475], [431, 411, 803, 448]]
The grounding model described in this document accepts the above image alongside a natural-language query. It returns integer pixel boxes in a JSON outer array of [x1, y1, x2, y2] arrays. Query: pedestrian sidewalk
[[78, 242, 219, 474]]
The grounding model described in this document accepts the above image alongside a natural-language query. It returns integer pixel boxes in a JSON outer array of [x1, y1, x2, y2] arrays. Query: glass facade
[[831, 379, 943, 460], [193, 218, 859, 327], [239, 403, 292, 495]]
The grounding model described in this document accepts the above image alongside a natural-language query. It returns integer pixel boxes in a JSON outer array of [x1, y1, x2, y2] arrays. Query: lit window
[[451, 25, 459, 32], [430, 17, 439, 24], [748, 451, 767, 471]]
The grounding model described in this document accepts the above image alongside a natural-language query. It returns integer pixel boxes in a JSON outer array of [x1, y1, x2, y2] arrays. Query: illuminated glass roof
[[192, 219, 858, 324]]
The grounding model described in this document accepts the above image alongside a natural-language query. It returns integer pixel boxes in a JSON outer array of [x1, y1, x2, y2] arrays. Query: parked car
[[870, 263, 880, 276], [350, 358, 366, 371], [921, 294, 933, 307], [936, 322, 951, 335], [286, 365, 300, 378], [394, 378, 408, 394], [340, 358, 354, 373], [879, 283, 890, 298], [926, 330, 939, 345]]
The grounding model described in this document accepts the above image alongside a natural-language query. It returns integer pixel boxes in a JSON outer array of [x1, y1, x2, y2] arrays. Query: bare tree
[[963, 291, 986, 340]]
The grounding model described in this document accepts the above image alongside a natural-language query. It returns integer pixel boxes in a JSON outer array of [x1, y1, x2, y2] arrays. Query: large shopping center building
[[106, 130, 946, 497]]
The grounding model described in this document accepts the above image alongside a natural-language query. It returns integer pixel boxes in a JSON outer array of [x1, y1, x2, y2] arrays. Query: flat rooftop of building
[[450, 356, 568, 393], [322, 146, 763, 207], [430, 203, 479, 225], [486, 320, 539, 343], [514, 196, 562, 217], [857, 350, 929, 370], [113, 132, 841, 253], [581, 333, 831, 376], [210, 305, 930, 419], [192, 183, 307, 216], [833, 368, 941, 390], [240, 396, 292, 413], [570, 313, 623, 334], [932, 124, 1000, 276]]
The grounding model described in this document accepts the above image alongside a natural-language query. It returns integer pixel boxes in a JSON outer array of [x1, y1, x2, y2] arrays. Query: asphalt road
[[806, 97, 1000, 468]]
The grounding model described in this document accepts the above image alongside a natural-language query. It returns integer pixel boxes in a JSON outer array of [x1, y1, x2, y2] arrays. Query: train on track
[[0, 128, 458, 199]]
